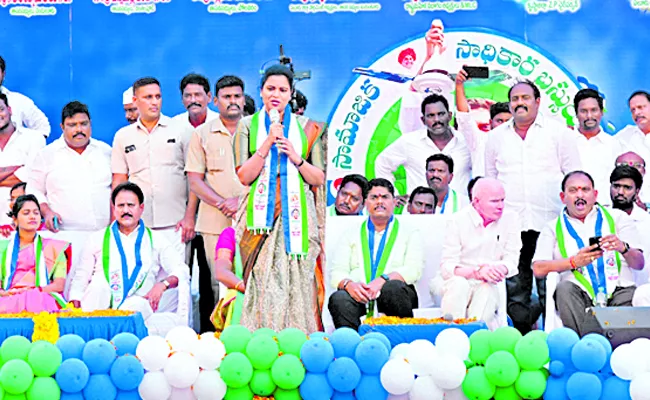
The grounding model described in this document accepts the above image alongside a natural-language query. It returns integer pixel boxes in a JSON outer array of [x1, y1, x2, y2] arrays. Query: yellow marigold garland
[[31, 312, 59, 344], [364, 316, 478, 326]]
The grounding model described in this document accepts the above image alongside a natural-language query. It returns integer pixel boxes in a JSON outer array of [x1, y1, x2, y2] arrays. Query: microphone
[[269, 108, 280, 124]]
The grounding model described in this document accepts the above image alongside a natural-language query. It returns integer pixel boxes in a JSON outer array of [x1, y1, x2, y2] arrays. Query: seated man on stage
[[328, 178, 423, 330], [68, 182, 190, 327], [406, 186, 437, 215], [328, 174, 369, 216], [0, 195, 70, 312], [533, 171, 645, 336], [431, 178, 520, 328]]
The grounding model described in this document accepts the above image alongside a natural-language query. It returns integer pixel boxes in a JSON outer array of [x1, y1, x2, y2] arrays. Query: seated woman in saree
[[233, 64, 325, 333], [0, 194, 70, 313]]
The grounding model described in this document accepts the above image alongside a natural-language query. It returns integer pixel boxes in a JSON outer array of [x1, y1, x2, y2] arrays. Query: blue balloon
[[56, 335, 86, 361], [566, 372, 602, 400], [109, 355, 144, 391], [331, 391, 356, 399], [361, 332, 391, 353], [83, 374, 117, 400], [544, 376, 569, 400], [547, 328, 579, 366], [299, 373, 334, 400], [111, 333, 140, 357], [571, 339, 607, 373], [330, 328, 361, 359], [327, 357, 361, 393], [55, 358, 90, 393], [354, 339, 389, 375], [309, 332, 329, 340], [60, 393, 85, 400], [549, 360, 565, 377], [82, 339, 117, 374], [602, 376, 631, 400], [301, 338, 335, 373], [583, 333, 612, 360], [116, 390, 141, 399], [600, 361, 613, 376], [355, 375, 387, 400]]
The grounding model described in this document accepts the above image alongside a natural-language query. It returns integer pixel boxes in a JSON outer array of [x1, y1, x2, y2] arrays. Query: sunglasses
[[616, 161, 645, 169]]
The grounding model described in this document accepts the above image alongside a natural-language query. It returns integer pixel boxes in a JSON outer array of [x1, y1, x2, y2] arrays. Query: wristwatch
[[621, 242, 630, 255], [380, 274, 390, 282], [161, 279, 170, 290]]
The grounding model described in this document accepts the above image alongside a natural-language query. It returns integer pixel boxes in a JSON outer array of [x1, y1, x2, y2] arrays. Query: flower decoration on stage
[[365, 316, 478, 325], [31, 311, 60, 344]]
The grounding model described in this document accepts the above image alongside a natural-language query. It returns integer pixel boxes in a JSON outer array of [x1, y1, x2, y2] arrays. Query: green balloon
[[485, 351, 520, 387], [224, 385, 254, 400], [245, 335, 279, 370], [469, 330, 493, 365], [26, 377, 60, 400], [4, 395, 26, 400], [0, 360, 34, 395], [514, 336, 549, 371], [514, 370, 547, 399], [27, 342, 62, 378], [273, 388, 302, 400], [489, 327, 522, 355], [0, 337, 32, 362], [462, 366, 496, 400], [220, 352, 254, 389], [524, 330, 548, 342], [253, 328, 277, 338], [270, 355, 305, 390], [494, 385, 523, 400], [220, 325, 253, 354], [250, 369, 276, 396], [277, 328, 307, 357]]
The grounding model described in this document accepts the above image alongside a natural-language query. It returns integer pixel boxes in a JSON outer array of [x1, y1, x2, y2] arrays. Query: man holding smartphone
[[532, 171, 644, 336]]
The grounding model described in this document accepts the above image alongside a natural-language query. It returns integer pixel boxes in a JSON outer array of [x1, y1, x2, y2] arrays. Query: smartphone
[[463, 66, 489, 79], [53, 216, 60, 230], [589, 236, 602, 250]]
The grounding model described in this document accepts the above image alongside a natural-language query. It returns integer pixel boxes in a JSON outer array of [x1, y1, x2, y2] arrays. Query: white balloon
[[192, 335, 226, 370], [170, 387, 197, 399], [164, 352, 200, 389], [409, 375, 444, 400], [430, 355, 466, 390], [136, 335, 172, 372], [380, 359, 415, 395], [630, 372, 650, 400], [387, 395, 410, 400], [193, 370, 227, 400], [390, 343, 411, 361], [611, 343, 647, 381], [139, 371, 172, 400], [166, 326, 200, 353], [630, 338, 650, 373], [406, 340, 438, 376], [444, 387, 470, 400], [435, 328, 470, 360]]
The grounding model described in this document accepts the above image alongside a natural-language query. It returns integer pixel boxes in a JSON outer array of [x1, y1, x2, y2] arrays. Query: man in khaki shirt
[[186, 75, 246, 307], [111, 77, 198, 259]]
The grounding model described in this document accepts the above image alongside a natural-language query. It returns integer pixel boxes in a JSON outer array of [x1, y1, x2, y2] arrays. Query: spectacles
[[616, 161, 645, 169]]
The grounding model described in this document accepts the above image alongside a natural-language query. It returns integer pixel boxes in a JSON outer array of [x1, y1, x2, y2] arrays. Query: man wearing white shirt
[[375, 94, 472, 197], [572, 89, 624, 206], [615, 152, 649, 211], [172, 73, 218, 130], [609, 165, 650, 286], [485, 80, 582, 333], [0, 93, 45, 226], [123, 87, 139, 125], [455, 67, 512, 177], [0, 56, 50, 137], [426, 153, 469, 215], [532, 171, 644, 336], [112, 77, 198, 259], [616, 91, 650, 204], [69, 182, 190, 329], [328, 178, 424, 330], [432, 178, 520, 328], [28, 101, 112, 233]]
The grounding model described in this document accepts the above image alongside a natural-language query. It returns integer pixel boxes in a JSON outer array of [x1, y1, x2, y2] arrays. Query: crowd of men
[[328, 68, 650, 335], [2, 50, 650, 336]]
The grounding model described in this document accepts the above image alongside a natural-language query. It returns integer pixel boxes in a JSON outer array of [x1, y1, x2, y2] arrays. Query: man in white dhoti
[[68, 182, 190, 331]]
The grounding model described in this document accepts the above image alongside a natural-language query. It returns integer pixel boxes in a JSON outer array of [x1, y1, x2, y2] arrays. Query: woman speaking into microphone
[[233, 64, 325, 332]]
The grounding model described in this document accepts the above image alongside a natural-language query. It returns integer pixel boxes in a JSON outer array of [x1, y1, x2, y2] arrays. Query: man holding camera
[[532, 171, 644, 336]]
